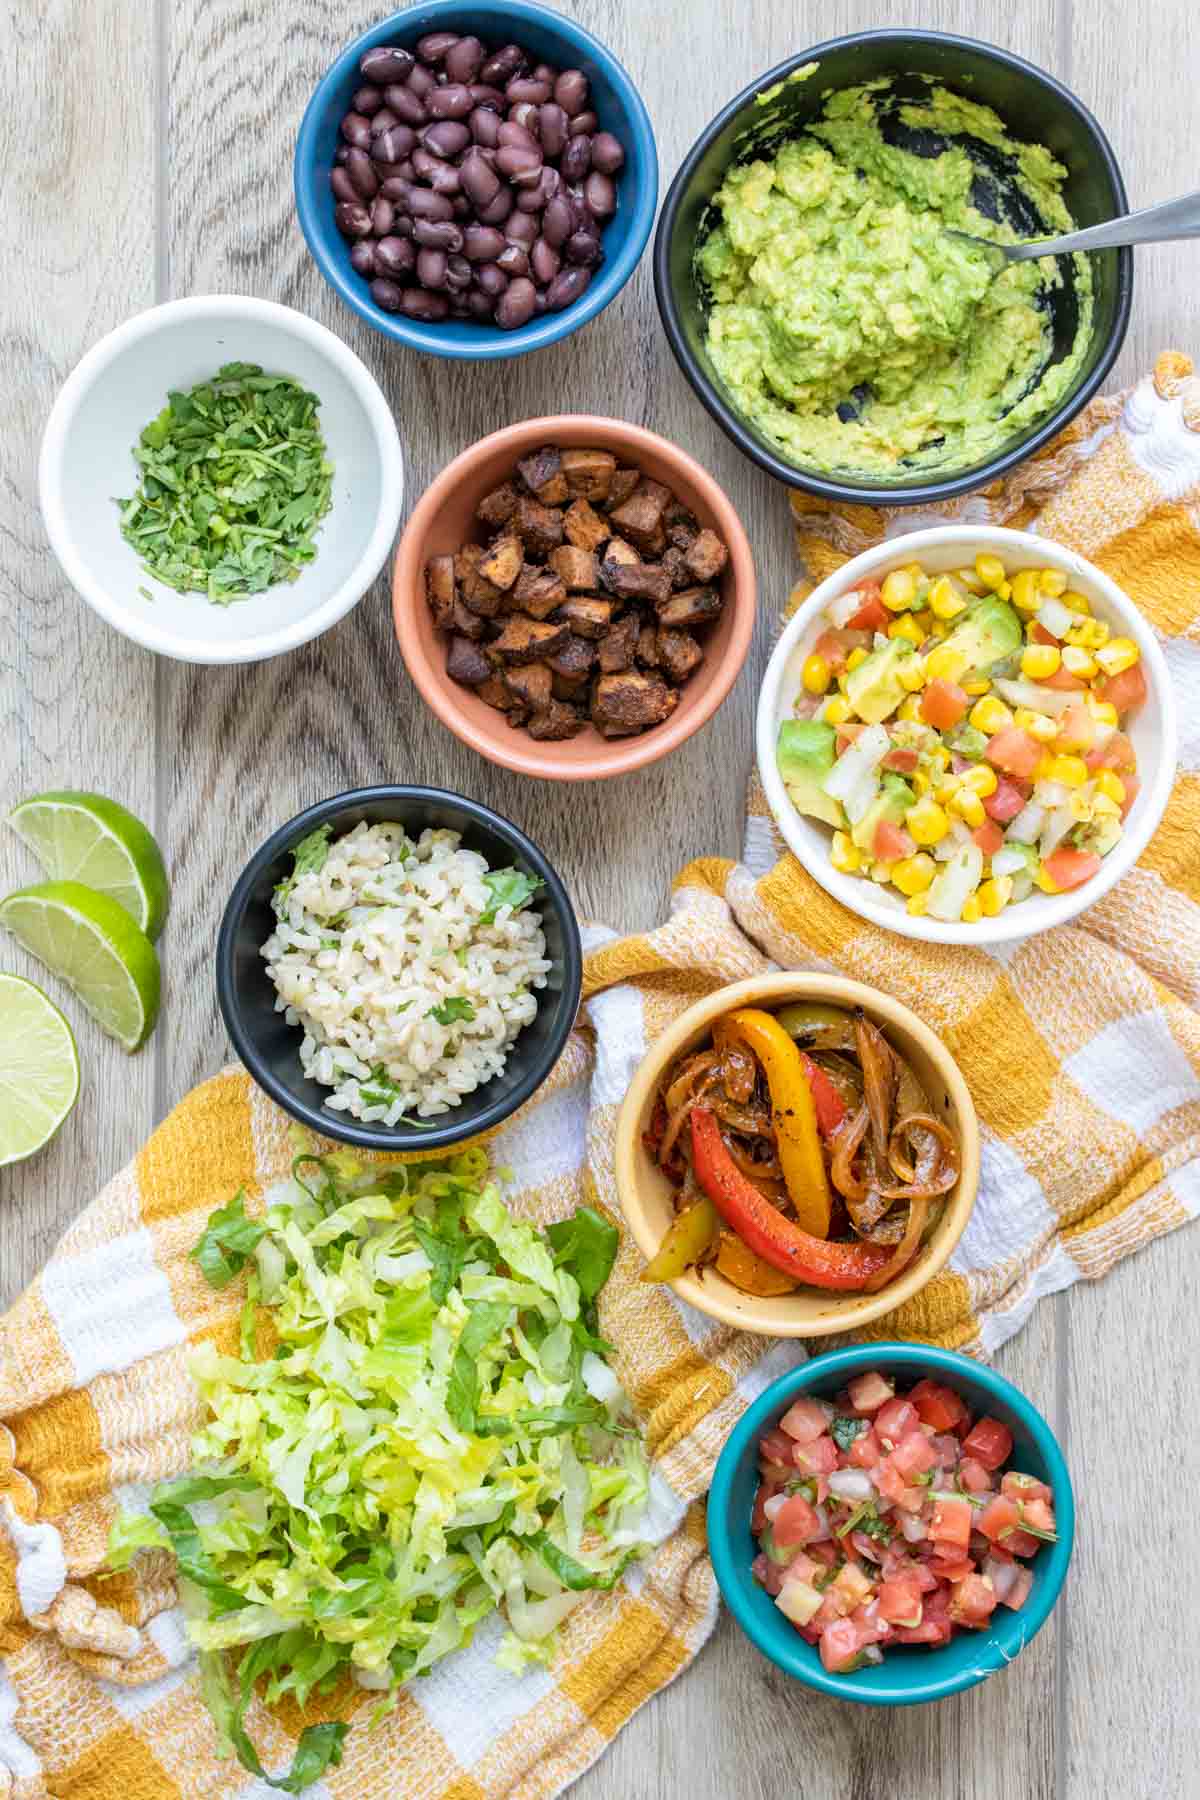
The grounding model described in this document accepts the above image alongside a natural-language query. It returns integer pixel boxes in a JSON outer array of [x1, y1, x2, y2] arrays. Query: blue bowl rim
[[215, 783, 584, 1151], [295, 0, 659, 361], [653, 26, 1133, 505], [707, 1341, 1075, 1706]]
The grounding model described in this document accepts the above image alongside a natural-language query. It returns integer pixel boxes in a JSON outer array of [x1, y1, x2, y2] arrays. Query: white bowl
[[39, 295, 404, 665], [756, 524, 1177, 946]]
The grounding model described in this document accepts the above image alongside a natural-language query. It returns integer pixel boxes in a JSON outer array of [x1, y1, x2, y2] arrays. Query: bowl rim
[[708, 1341, 1076, 1704], [392, 413, 757, 779], [294, 0, 659, 362], [755, 523, 1178, 946], [613, 972, 980, 1336], [652, 26, 1134, 504], [215, 783, 583, 1149], [37, 294, 406, 666]]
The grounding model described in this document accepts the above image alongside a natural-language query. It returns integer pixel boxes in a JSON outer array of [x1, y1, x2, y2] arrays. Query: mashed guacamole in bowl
[[697, 78, 1094, 480]]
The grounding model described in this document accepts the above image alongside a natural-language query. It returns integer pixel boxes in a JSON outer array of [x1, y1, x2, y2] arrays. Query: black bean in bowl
[[331, 32, 626, 328]]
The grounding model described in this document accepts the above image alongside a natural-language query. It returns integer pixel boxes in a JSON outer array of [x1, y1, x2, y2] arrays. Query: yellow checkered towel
[[3, 351, 1199, 1797]]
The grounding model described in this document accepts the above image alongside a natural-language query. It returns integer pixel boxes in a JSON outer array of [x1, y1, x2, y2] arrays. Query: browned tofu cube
[[547, 633, 596, 679], [655, 585, 724, 629], [559, 596, 615, 639], [425, 555, 457, 630], [603, 466, 641, 512], [597, 612, 640, 674], [601, 555, 671, 607], [561, 447, 617, 501], [504, 661, 553, 713], [655, 627, 704, 684], [591, 672, 679, 737], [513, 564, 567, 619], [478, 534, 524, 591], [513, 495, 565, 556], [490, 615, 570, 664], [517, 445, 569, 505], [685, 528, 730, 585], [562, 498, 610, 553], [476, 481, 520, 527], [549, 544, 599, 592], [445, 635, 491, 686], [635, 624, 659, 667], [608, 479, 671, 551], [528, 699, 586, 740]]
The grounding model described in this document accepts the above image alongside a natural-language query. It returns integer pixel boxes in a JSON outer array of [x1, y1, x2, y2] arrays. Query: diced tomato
[[874, 1458, 926, 1513], [752, 1481, 784, 1533], [1003, 1527, 1043, 1558], [874, 1397, 919, 1446], [877, 1576, 924, 1626], [772, 1494, 822, 1549], [1098, 662, 1147, 715], [807, 1537, 839, 1569], [882, 747, 920, 774], [985, 728, 1042, 779], [784, 1551, 821, 1586], [845, 585, 888, 633], [929, 1497, 973, 1552], [758, 1428, 795, 1475], [1001, 1470, 1053, 1505], [1021, 1496, 1056, 1535], [890, 1429, 940, 1481], [1030, 620, 1060, 645], [977, 1496, 1022, 1543], [850, 1528, 885, 1564], [819, 1617, 864, 1673], [792, 1434, 839, 1476], [1002, 1565, 1034, 1610], [1058, 703, 1096, 753], [833, 1562, 875, 1608], [958, 1457, 994, 1494], [892, 1584, 953, 1645], [1085, 729, 1136, 772], [909, 1380, 968, 1433], [920, 678, 969, 731], [800, 1054, 847, 1137], [931, 1431, 962, 1466], [813, 629, 851, 671], [779, 1398, 832, 1445], [1042, 847, 1102, 891], [1120, 774, 1140, 819], [983, 777, 1028, 824], [813, 1588, 851, 1628], [950, 1572, 998, 1628], [874, 820, 914, 863], [929, 1556, 975, 1585], [751, 1551, 785, 1595], [972, 821, 1004, 857], [848, 1428, 882, 1469], [848, 1371, 894, 1414], [849, 1600, 893, 1646], [1039, 666, 1085, 691], [961, 1416, 1014, 1471]]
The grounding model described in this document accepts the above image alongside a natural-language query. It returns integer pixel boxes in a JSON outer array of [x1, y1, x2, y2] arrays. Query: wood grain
[[1, 0, 1196, 1795]]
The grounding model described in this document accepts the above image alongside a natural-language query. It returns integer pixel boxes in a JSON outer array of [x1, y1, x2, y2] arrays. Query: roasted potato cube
[[517, 445, 569, 505], [425, 555, 457, 629], [513, 495, 565, 556], [551, 668, 591, 703], [445, 635, 492, 686], [490, 616, 570, 664], [477, 673, 518, 713], [655, 627, 704, 684], [603, 466, 641, 512], [455, 543, 504, 616], [561, 447, 617, 501], [562, 498, 610, 553], [608, 478, 670, 550], [597, 612, 640, 674], [478, 533, 524, 591], [512, 564, 567, 619], [635, 624, 660, 667], [547, 633, 596, 678], [528, 699, 586, 740], [476, 481, 520, 527], [549, 544, 599, 592], [685, 528, 730, 584], [504, 661, 553, 713], [450, 597, 487, 640], [601, 556, 671, 607], [559, 596, 615, 639], [591, 671, 679, 736], [655, 584, 724, 629]]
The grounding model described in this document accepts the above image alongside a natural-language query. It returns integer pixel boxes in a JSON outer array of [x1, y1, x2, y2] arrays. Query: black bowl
[[654, 29, 1133, 506], [216, 786, 583, 1151]]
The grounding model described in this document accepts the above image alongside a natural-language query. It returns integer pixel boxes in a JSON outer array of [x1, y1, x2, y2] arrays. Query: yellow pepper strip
[[714, 1227, 799, 1296], [640, 1196, 718, 1282], [723, 1007, 832, 1238]]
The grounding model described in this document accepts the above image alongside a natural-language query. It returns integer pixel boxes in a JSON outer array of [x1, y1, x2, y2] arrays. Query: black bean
[[590, 131, 625, 175], [565, 227, 602, 266], [335, 200, 373, 239], [334, 144, 350, 165], [428, 82, 474, 120], [498, 120, 540, 154], [560, 136, 591, 183], [401, 288, 450, 321], [330, 166, 358, 205], [507, 100, 540, 134], [480, 43, 527, 86], [466, 289, 494, 319], [360, 46, 414, 85], [534, 63, 558, 85], [349, 241, 377, 276], [496, 143, 542, 185], [533, 289, 548, 315], [413, 217, 464, 251], [496, 243, 530, 278], [507, 75, 551, 105], [353, 84, 383, 115], [531, 237, 560, 284], [538, 102, 568, 158], [476, 261, 508, 296], [448, 294, 472, 318], [542, 194, 573, 248], [477, 184, 514, 226], [346, 146, 380, 199], [545, 265, 591, 310], [568, 111, 597, 139], [462, 222, 505, 261], [392, 213, 414, 238], [368, 106, 400, 137], [422, 119, 471, 159], [388, 86, 428, 127], [444, 35, 485, 84], [554, 69, 588, 116], [370, 276, 405, 311], [412, 147, 461, 193], [370, 195, 395, 236], [408, 63, 437, 99], [380, 175, 412, 202], [584, 170, 616, 219], [416, 30, 459, 61], [518, 166, 559, 212], [417, 246, 448, 288], [451, 195, 470, 218], [469, 105, 501, 148], [394, 159, 416, 183], [408, 187, 454, 222], [504, 210, 537, 247], [469, 83, 506, 110], [340, 111, 373, 149], [495, 276, 536, 328], [460, 148, 501, 210], [375, 234, 415, 277], [445, 254, 472, 291]]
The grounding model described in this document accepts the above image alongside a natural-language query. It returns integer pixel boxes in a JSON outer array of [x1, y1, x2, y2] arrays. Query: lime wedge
[[0, 881, 161, 1052], [9, 791, 169, 940], [0, 973, 81, 1164]]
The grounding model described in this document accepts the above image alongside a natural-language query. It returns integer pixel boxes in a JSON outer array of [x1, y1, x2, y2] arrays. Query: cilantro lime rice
[[263, 822, 549, 1124]]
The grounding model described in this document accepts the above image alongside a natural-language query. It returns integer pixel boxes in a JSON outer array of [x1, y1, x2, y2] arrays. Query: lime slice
[[0, 973, 81, 1164], [9, 791, 169, 940], [0, 881, 161, 1052]]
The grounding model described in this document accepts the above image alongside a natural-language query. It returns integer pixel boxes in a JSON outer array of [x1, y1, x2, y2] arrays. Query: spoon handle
[[1011, 188, 1200, 259]]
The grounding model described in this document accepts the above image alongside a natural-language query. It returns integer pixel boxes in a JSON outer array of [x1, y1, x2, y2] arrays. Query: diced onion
[[927, 842, 983, 921], [823, 723, 891, 802], [984, 1555, 1020, 1603], [1036, 595, 1075, 639], [899, 1512, 929, 1543], [991, 845, 1030, 878], [763, 1493, 789, 1522], [1039, 805, 1076, 857], [827, 587, 871, 627], [811, 1505, 831, 1539], [862, 1644, 885, 1665], [1033, 780, 1070, 809], [827, 1469, 874, 1503], [994, 677, 1075, 717], [1006, 802, 1045, 843]]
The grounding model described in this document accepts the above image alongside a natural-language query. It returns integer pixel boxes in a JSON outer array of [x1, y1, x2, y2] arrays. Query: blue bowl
[[295, 1, 658, 360], [708, 1344, 1074, 1705]]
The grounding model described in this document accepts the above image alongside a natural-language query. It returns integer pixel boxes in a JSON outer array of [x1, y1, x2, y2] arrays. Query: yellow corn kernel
[[1061, 644, 1098, 678], [1048, 754, 1088, 788], [961, 764, 998, 797], [1012, 707, 1059, 743], [1034, 751, 1059, 782], [1094, 769, 1126, 806], [1086, 696, 1119, 728], [969, 695, 1015, 735], [888, 614, 927, 648], [928, 617, 950, 640], [962, 679, 991, 697], [928, 576, 967, 620], [1060, 588, 1091, 614], [1010, 569, 1042, 613], [1039, 568, 1069, 598], [1034, 865, 1062, 894], [949, 789, 986, 829], [891, 853, 936, 897], [997, 580, 1013, 601], [1021, 643, 1062, 680], [824, 695, 852, 725], [898, 658, 928, 691], [956, 566, 986, 594], [905, 797, 951, 847], [1067, 616, 1110, 650], [871, 862, 896, 885], [1069, 792, 1094, 823], [975, 552, 1007, 591], [881, 567, 917, 611], [910, 769, 931, 797], [801, 653, 831, 696], [928, 743, 951, 772], [906, 892, 930, 916], [960, 894, 984, 924], [845, 646, 869, 673], [935, 775, 962, 805], [897, 695, 923, 722], [924, 644, 970, 684], [1094, 636, 1140, 677], [830, 831, 862, 874], [1091, 793, 1121, 818], [978, 876, 1014, 916]]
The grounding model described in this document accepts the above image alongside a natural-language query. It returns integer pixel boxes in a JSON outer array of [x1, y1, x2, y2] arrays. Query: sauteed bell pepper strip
[[690, 1107, 894, 1290], [639, 1196, 719, 1282], [798, 1053, 847, 1138], [722, 1007, 832, 1236]]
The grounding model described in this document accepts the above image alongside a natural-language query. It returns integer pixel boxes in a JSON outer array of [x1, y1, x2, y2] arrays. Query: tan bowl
[[392, 414, 756, 780], [614, 973, 980, 1337]]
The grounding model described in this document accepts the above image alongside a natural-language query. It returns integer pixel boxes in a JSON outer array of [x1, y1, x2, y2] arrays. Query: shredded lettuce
[[107, 1140, 647, 1789]]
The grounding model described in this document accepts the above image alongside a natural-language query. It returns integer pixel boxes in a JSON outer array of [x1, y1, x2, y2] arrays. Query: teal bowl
[[708, 1343, 1074, 1705]]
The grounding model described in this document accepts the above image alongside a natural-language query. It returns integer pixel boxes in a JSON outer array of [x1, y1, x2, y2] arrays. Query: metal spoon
[[946, 187, 1200, 262]]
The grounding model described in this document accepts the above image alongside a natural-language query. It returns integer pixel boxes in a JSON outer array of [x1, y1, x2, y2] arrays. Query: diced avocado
[[843, 640, 915, 724], [777, 719, 846, 828], [945, 721, 988, 761], [850, 773, 914, 852], [940, 594, 1023, 676]]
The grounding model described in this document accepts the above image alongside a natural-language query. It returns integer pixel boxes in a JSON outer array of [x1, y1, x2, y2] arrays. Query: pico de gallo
[[640, 1002, 959, 1297], [776, 551, 1145, 924], [751, 1370, 1056, 1674]]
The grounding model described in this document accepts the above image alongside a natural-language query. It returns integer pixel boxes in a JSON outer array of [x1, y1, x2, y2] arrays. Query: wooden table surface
[[3, 1, 1197, 1795]]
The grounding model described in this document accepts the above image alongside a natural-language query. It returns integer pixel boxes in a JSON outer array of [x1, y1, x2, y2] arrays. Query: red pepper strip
[[799, 1054, 847, 1138], [689, 1107, 895, 1290]]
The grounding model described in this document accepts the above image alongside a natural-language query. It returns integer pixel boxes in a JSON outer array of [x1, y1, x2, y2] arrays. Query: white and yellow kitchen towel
[[3, 352, 1199, 1797]]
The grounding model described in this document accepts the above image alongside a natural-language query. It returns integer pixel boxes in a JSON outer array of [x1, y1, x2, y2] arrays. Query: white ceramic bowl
[[39, 295, 404, 665], [756, 524, 1177, 945]]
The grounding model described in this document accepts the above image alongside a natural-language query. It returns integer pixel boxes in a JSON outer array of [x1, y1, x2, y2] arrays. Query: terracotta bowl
[[614, 973, 980, 1337], [392, 415, 756, 779]]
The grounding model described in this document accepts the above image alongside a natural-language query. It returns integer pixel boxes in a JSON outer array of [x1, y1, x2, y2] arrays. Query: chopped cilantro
[[831, 1415, 868, 1452], [274, 823, 332, 909], [426, 997, 476, 1026], [479, 868, 543, 924]]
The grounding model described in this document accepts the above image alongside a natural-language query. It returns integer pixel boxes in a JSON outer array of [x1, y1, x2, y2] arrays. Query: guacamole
[[697, 80, 1093, 478]]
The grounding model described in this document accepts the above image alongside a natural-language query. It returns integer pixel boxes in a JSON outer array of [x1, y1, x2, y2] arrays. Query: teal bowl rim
[[708, 1342, 1074, 1705]]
